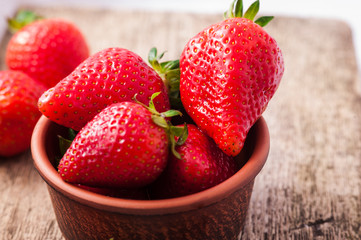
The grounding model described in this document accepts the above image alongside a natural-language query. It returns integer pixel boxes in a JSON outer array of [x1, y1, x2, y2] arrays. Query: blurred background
[[0, 0, 360, 70]]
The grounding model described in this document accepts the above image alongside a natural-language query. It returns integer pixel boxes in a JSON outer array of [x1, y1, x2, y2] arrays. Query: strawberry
[[58, 93, 186, 188], [180, 0, 284, 156], [150, 124, 238, 199], [5, 10, 89, 88], [38, 47, 170, 131], [0, 70, 46, 157]]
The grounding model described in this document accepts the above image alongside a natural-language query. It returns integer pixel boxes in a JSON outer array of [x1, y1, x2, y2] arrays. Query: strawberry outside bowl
[[31, 115, 270, 240]]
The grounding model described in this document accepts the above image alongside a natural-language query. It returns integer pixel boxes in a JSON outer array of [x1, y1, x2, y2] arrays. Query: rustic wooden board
[[0, 5, 360, 239]]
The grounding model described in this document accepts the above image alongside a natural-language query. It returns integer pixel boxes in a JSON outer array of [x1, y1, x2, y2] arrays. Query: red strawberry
[[58, 93, 186, 188], [6, 10, 89, 88], [38, 47, 170, 131], [150, 124, 238, 199], [180, 0, 284, 156], [0, 70, 46, 157]]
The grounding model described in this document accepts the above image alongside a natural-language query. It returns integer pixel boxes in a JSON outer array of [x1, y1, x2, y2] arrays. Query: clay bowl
[[31, 115, 269, 240]]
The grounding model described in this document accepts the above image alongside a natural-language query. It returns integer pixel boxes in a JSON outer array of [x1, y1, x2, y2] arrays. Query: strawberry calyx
[[56, 128, 78, 167], [224, 0, 274, 27], [7, 10, 43, 33], [135, 92, 188, 159], [58, 128, 77, 156], [148, 47, 183, 110]]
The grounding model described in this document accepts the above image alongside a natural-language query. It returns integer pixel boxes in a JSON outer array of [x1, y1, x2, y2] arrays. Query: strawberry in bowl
[[38, 47, 170, 131], [58, 92, 186, 189], [180, 0, 284, 156]]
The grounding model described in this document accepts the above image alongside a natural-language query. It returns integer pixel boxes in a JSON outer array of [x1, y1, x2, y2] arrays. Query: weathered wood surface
[[0, 5, 360, 240]]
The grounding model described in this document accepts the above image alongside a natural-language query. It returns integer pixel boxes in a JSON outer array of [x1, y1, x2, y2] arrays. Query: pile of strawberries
[[0, 10, 89, 157], [0, 0, 284, 199]]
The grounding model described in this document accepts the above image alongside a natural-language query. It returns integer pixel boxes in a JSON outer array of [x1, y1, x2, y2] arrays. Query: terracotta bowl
[[31, 115, 269, 240]]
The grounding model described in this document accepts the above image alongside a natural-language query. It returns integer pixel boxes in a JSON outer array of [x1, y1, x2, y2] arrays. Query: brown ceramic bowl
[[31, 115, 269, 240]]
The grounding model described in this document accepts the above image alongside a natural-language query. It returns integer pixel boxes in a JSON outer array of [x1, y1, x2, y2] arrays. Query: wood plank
[[244, 17, 361, 239], [0, 5, 360, 239]]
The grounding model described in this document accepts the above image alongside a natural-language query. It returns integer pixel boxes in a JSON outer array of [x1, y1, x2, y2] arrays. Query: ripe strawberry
[[150, 124, 238, 199], [58, 93, 186, 188], [6, 10, 89, 88], [180, 0, 284, 156], [38, 47, 170, 131], [0, 70, 46, 157]]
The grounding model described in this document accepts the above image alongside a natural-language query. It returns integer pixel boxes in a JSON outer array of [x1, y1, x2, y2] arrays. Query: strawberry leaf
[[7, 10, 43, 33], [255, 16, 274, 27], [224, 0, 273, 26], [158, 51, 166, 60], [134, 92, 160, 115], [170, 125, 187, 138], [162, 109, 182, 118], [171, 143, 181, 159], [161, 60, 179, 71], [169, 124, 188, 159], [136, 91, 188, 159], [56, 128, 78, 167], [68, 128, 77, 140], [243, 0, 259, 21], [148, 47, 168, 73], [224, 0, 236, 18], [234, 0, 243, 18], [149, 92, 161, 110], [148, 47, 157, 64], [151, 115, 168, 129], [58, 135, 73, 156], [148, 47, 162, 73], [147, 47, 184, 111], [175, 124, 188, 146]]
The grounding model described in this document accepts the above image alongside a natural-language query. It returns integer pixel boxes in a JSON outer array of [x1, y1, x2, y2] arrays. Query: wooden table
[[1, 5, 360, 240]]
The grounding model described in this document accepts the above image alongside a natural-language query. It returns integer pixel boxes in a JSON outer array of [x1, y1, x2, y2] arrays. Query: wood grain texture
[[0, 5, 360, 240]]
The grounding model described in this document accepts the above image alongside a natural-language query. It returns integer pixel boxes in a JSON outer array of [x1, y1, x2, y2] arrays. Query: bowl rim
[[31, 115, 269, 215]]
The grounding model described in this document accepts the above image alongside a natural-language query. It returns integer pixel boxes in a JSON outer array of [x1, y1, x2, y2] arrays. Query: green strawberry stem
[[56, 128, 78, 167], [58, 135, 73, 156], [7, 10, 43, 33], [135, 92, 188, 159], [148, 48, 183, 110], [224, 0, 274, 27]]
